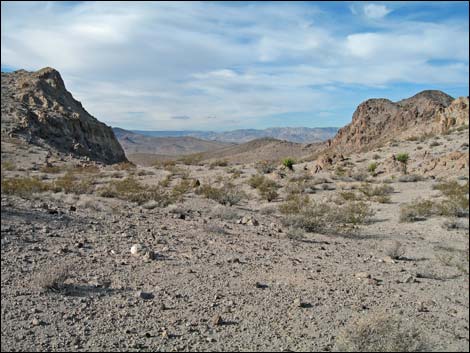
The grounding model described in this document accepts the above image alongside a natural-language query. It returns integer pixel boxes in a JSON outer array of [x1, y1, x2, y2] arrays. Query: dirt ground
[[1, 129, 469, 352]]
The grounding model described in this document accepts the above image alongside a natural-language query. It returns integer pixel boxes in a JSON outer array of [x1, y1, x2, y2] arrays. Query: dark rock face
[[1, 67, 127, 164], [330, 90, 456, 152]]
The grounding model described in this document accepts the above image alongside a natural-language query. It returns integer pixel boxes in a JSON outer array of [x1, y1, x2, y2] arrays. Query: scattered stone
[[354, 272, 371, 279], [212, 315, 223, 326], [255, 282, 268, 289], [136, 291, 154, 300], [130, 244, 144, 256]]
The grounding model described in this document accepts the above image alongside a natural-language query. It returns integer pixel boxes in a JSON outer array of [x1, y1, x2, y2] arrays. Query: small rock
[[247, 218, 259, 226], [31, 318, 42, 327], [255, 282, 268, 289], [355, 272, 371, 279], [143, 250, 157, 261], [137, 291, 154, 300], [130, 244, 144, 256], [212, 315, 223, 326]]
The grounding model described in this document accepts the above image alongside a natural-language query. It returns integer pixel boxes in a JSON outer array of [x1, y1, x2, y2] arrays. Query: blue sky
[[1, 1, 469, 131]]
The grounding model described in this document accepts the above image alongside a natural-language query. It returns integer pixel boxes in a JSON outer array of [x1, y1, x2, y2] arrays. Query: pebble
[[137, 291, 154, 300]]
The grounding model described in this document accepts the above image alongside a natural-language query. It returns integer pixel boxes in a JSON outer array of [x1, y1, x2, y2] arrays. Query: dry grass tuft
[[335, 312, 430, 352]]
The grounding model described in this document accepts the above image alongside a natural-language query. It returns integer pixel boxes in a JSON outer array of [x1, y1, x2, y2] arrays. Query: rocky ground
[[1, 128, 469, 352]]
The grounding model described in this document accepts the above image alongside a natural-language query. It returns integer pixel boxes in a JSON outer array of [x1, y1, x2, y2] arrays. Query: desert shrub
[[286, 227, 306, 241], [158, 175, 171, 188], [339, 191, 362, 202], [279, 194, 311, 215], [351, 172, 369, 182], [209, 159, 229, 168], [52, 172, 95, 194], [282, 200, 373, 234], [396, 153, 409, 174], [399, 199, 435, 222], [335, 166, 347, 177], [367, 162, 378, 175], [386, 241, 405, 260], [113, 162, 136, 171], [359, 183, 394, 199], [97, 176, 173, 206], [211, 206, 242, 220], [398, 174, 424, 183], [375, 195, 392, 204], [429, 141, 440, 147], [256, 160, 277, 174], [338, 201, 373, 226], [1, 161, 15, 171], [71, 164, 100, 174], [334, 312, 429, 352], [178, 154, 203, 165], [36, 265, 70, 292], [197, 183, 245, 206], [247, 174, 279, 201], [441, 219, 469, 231], [172, 179, 193, 199], [1, 176, 49, 196], [40, 164, 62, 174], [282, 158, 295, 171], [258, 183, 279, 202], [247, 174, 267, 189], [432, 181, 469, 217]]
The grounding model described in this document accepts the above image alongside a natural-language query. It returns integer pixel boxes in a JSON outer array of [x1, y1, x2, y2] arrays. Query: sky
[[1, 1, 469, 131]]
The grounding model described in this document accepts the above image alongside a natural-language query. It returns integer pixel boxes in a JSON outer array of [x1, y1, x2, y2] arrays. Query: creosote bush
[[97, 176, 173, 206], [334, 312, 430, 352], [247, 174, 279, 202], [36, 265, 70, 292], [256, 160, 277, 174], [1, 176, 49, 196], [280, 196, 373, 235], [196, 183, 245, 206]]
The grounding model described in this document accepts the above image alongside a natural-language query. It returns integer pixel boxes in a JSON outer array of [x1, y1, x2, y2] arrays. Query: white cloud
[[1, 2, 468, 130], [363, 4, 392, 19]]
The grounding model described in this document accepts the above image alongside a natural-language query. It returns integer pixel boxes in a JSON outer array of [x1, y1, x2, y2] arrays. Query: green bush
[[396, 153, 410, 174], [367, 162, 378, 175], [282, 158, 295, 171]]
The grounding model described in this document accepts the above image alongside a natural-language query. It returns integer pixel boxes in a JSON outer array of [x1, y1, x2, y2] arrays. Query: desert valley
[[1, 66, 468, 352], [1, 1, 469, 352]]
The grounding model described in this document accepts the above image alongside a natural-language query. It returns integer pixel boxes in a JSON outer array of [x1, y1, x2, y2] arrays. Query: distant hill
[[131, 127, 338, 144], [185, 137, 324, 165], [113, 128, 230, 156]]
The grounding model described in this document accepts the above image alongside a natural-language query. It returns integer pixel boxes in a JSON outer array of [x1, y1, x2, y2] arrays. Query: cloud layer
[[1, 1, 468, 130]]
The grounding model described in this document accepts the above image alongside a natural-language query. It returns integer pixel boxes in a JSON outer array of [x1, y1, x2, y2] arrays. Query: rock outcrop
[[329, 90, 458, 153], [434, 96, 469, 133], [1, 67, 127, 164]]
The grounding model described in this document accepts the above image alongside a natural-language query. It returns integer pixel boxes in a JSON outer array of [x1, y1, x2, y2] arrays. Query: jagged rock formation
[[434, 96, 469, 133], [329, 90, 462, 153], [1, 67, 127, 164]]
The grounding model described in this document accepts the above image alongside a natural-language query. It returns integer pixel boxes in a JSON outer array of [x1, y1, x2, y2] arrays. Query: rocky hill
[[1, 67, 127, 164], [330, 90, 468, 153], [113, 128, 230, 156]]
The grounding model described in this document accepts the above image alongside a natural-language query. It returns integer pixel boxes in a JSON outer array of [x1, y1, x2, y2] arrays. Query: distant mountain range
[[112, 127, 230, 156], [129, 127, 339, 144]]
